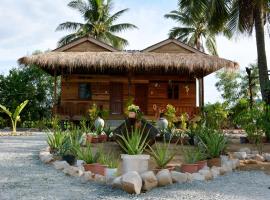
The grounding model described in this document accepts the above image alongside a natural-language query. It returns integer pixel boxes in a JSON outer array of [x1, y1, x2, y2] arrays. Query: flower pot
[[196, 160, 207, 170], [62, 155, 76, 165], [98, 134, 108, 143], [181, 163, 199, 173], [128, 112, 136, 119], [87, 135, 99, 143], [157, 117, 168, 130], [105, 168, 118, 178], [83, 163, 107, 176], [240, 136, 249, 144], [121, 154, 150, 174], [207, 158, 221, 167]]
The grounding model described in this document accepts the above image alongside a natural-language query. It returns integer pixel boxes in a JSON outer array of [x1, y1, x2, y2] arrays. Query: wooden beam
[[53, 69, 57, 116], [198, 77, 204, 108], [128, 72, 132, 97]]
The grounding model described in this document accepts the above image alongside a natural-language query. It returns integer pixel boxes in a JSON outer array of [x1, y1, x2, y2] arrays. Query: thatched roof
[[18, 52, 239, 76]]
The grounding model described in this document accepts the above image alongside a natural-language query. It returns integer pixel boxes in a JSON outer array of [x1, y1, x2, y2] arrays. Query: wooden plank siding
[[57, 74, 198, 120]]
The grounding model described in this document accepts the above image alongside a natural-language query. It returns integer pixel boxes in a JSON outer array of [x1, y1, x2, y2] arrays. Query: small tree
[[0, 100, 29, 133]]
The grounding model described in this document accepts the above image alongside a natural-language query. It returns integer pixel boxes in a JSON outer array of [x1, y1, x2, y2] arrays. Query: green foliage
[[124, 96, 134, 115], [165, 104, 177, 129], [76, 144, 100, 164], [203, 103, 229, 129], [127, 104, 140, 113], [147, 140, 176, 168], [89, 104, 109, 121], [56, 0, 137, 49], [198, 128, 227, 159], [47, 131, 65, 153], [116, 125, 149, 155], [98, 151, 119, 168], [0, 100, 29, 133], [183, 147, 206, 164]]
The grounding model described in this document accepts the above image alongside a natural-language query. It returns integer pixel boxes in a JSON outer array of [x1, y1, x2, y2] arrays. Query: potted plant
[[199, 129, 227, 167], [127, 104, 140, 119], [116, 125, 150, 174], [103, 154, 119, 178], [46, 130, 65, 155], [181, 148, 200, 173], [147, 139, 176, 173], [59, 135, 78, 165], [86, 132, 99, 143]]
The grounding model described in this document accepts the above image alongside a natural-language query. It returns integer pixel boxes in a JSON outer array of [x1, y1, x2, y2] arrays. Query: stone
[[210, 166, 220, 178], [264, 153, 270, 162], [94, 174, 106, 184], [251, 150, 259, 155], [198, 169, 213, 181], [40, 154, 54, 164], [233, 152, 247, 160], [121, 171, 142, 194], [255, 154, 265, 162], [220, 155, 229, 166], [231, 159, 240, 169], [63, 166, 84, 177], [171, 171, 188, 183], [156, 169, 173, 187], [239, 147, 251, 154], [185, 173, 193, 182], [53, 161, 69, 170], [222, 160, 233, 172], [246, 154, 256, 160], [112, 176, 122, 189], [141, 171, 158, 191], [81, 171, 93, 183], [192, 173, 205, 181]]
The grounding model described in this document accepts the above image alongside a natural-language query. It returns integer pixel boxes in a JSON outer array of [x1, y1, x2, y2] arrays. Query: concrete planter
[[121, 154, 150, 174], [105, 168, 118, 178]]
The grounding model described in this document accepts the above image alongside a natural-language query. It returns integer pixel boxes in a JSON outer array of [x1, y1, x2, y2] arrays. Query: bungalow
[[18, 36, 238, 121]]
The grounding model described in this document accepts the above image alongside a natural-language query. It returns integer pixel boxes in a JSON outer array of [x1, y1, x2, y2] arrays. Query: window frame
[[78, 83, 92, 100]]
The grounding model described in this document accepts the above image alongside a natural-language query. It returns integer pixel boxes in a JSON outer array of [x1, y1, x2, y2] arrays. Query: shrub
[[46, 130, 65, 154], [183, 148, 205, 164], [76, 144, 100, 164], [165, 104, 176, 129]]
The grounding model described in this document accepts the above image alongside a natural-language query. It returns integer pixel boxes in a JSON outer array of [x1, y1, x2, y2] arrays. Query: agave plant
[[0, 100, 29, 133], [147, 140, 175, 169], [76, 144, 100, 164], [46, 130, 66, 154], [116, 125, 149, 155], [183, 147, 206, 164]]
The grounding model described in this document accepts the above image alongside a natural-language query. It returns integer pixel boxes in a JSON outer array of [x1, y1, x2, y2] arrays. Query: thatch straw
[[18, 52, 239, 75]]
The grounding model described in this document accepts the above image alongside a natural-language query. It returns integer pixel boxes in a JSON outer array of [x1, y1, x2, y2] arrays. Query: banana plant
[[0, 100, 29, 133]]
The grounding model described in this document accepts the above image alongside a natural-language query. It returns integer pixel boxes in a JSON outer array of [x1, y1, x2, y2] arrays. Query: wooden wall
[[148, 43, 193, 53], [65, 41, 111, 52]]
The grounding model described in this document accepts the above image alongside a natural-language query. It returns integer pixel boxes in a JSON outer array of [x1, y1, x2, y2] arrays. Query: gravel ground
[[1, 133, 270, 200]]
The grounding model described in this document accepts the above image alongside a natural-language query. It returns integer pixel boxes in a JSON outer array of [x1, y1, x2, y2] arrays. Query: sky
[[0, 0, 270, 103]]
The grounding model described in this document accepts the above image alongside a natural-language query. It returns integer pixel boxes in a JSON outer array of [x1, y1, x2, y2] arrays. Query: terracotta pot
[[196, 160, 207, 170], [181, 163, 199, 173], [128, 112, 136, 118], [87, 135, 99, 143], [83, 163, 108, 176], [98, 134, 108, 143], [207, 158, 221, 167]]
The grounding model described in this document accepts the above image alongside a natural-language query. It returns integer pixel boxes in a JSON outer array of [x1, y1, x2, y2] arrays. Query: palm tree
[[56, 0, 137, 49], [164, 10, 219, 55]]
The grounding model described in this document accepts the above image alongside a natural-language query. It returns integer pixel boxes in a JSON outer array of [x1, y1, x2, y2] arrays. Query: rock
[[121, 171, 142, 194], [210, 166, 220, 178], [171, 171, 188, 183], [231, 159, 240, 169], [94, 174, 106, 184], [255, 154, 265, 162], [246, 154, 256, 160], [112, 176, 122, 189], [53, 161, 69, 170], [81, 171, 93, 183], [156, 169, 173, 187], [185, 173, 193, 182], [63, 166, 84, 177], [251, 150, 259, 155], [222, 160, 233, 172], [244, 160, 258, 164], [40, 154, 54, 164], [198, 169, 213, 181], [239, 147, 251, 154], [264, 153, 270, 162], [220, 155, 229, 165], [141, 171, 158, 191], [192, 173, 205, 181], [233, 152, 247, 160]]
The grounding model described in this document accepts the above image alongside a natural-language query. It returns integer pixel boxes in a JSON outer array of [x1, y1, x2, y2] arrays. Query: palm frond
[[109, 23, 137, 33]]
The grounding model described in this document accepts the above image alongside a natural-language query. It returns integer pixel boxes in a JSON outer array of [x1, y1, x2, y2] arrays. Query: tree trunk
[[254, 6, 270, 104]]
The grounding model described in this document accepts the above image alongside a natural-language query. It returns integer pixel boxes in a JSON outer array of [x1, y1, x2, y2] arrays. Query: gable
[[148, 42, 193, 53], [64, 40, 111, 52]]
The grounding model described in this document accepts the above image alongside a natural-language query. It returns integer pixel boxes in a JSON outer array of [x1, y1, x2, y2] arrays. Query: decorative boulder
[[141, 171, 158, 191], [156, 169, 173, 187], [264, 153, 270, 162], [53, 161, 69, 170], [40, 153, 54, 164], [239, 147, 251, 154], [112, 176, 122, 189], [185, 173, 193, 182], [81, 171, 93, 183], [121, 171, 142, 194], [63, 166, 84, 177], [192, 173, 205, 181], [233, 152, 247, 160], [94, 174, 106, 184], [171, 171, 188, 183], [210, 166, 220, 178], [198, 169, 213, 181]]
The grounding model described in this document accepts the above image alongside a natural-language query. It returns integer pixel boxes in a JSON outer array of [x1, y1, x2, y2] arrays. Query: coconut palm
[[164, 11, 219, 55], [56, 0, 137, 49]]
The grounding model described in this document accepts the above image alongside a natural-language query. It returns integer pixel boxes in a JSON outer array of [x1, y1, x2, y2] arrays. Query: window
[[79, 83, 91, 99], [168, 83, 179, 99]]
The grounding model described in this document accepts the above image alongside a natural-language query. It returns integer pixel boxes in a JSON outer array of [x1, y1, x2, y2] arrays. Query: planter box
[[121, 154, 150, 174]]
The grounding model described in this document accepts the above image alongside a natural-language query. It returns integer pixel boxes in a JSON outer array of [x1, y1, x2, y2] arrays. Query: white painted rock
[[192, 173, 205, 181], [156, 169, 173, 186], [53, 161, 69, 170], [63, 166, 84, 177], [121, 171, 142, 194], [239, 147, 251, 154], [141, 171, 158, 191], [81, 171, 93, 183], [112, 176, 122, 189], [171, 171, 188, 183], [255, 154, 265, 162], [233, 152, 247, 160], [264, 153, 270, 162]]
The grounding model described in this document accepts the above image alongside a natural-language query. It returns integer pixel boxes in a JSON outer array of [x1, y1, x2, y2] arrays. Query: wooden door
[[135, 84, 148, 115], [110, 83, 123, 115]]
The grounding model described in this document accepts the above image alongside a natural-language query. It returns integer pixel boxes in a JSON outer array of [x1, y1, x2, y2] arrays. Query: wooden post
[[53, 68, 57, 116], [198, 77, 204, 108], [128, 72, 132, 97]]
